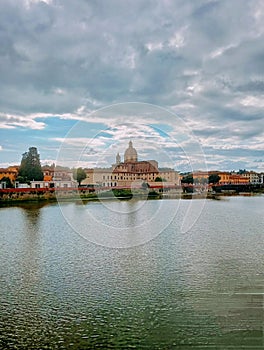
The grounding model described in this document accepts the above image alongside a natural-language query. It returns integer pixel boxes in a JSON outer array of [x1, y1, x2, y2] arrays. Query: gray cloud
[[0, 0, 263, 170]]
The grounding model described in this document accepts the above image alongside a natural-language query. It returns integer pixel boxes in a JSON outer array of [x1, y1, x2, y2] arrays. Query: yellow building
[[243, 171, 260, 184], [192, 171, 209, 184]]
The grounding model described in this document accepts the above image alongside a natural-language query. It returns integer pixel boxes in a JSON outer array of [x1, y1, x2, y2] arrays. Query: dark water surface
[[0, 196, 264, 349]]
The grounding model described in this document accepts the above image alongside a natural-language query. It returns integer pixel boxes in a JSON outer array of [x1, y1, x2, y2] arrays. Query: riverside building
[[83, 141, 180, 188]]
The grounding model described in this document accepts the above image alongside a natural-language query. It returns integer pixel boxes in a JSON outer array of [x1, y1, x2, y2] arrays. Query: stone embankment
[[0, 187, 95, 203], [0, 184, 263, 204]]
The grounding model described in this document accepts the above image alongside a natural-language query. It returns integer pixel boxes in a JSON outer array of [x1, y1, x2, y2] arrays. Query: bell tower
[[116, 152, 121, 164]]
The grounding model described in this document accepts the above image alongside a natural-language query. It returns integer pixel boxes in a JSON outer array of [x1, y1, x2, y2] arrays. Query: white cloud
[[209, 43, 238, 59], [53, 88, 66, 96], [0, 113, 46, 130], [240, 95, 264, 108], [52, 137, 107, 148], [145, 42, 163, 52], [252, 0, 264, 36], [168, 25, 188, 49], [24, 0, 52, 7], [168, 30, 185, 49], [186, 83, 204, 96]]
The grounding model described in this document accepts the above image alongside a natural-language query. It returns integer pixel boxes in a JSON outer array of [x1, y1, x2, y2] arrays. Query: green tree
[[208, 174, 220, 184], [18, 147, 43, 182], [181, 174, 193, 184], [154, 176, 167, 182], [155, 176, 162, 182], [0, 177, 14, 188], [73, 167, 87, 186], [16, 176, 25, 183]]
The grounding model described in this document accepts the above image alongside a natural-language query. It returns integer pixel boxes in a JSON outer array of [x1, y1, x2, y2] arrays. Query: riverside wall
[[0, 184, 263, 204]]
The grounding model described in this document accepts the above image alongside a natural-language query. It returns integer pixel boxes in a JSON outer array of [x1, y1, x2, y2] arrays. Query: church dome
[[124, 141, 138, 162]]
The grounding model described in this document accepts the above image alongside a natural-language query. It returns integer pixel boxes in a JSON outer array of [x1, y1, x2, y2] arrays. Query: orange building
[[0, 166, 19, 183], [190, 171, 250, 185], [42, 165, 73, 181], [186, 171, 220, 184], [218, 172, 249, 185]]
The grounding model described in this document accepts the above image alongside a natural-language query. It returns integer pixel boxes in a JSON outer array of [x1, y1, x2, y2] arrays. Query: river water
[[0, 196, 264, 349]]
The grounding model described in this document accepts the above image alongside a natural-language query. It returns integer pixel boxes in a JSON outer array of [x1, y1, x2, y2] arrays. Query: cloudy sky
[[0, 0, 263, 172]]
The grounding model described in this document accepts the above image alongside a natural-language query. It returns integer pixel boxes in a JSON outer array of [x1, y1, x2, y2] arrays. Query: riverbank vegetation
[[1, 186, 263, 206]]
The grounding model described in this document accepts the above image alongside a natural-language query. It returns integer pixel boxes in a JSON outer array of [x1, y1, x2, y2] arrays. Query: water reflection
[[0, 197, 264, 348], [20, 206, 42, 286], [21, 203, 42, 226], [0, 200, 49, 211]]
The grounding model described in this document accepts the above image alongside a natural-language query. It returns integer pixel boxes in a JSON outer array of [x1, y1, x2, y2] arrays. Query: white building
[[30, 180, 78, 189]]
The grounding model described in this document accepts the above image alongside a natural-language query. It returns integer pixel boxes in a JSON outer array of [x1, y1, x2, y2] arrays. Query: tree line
[[1, 147, 87, 188], [181, 173, 221, 184]]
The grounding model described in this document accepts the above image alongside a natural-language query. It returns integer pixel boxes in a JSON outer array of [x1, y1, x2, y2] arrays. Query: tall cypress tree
[[18, 147, 44, 182]]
